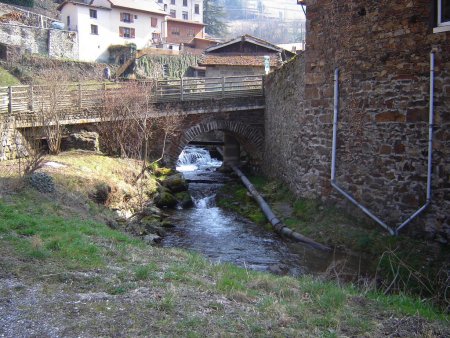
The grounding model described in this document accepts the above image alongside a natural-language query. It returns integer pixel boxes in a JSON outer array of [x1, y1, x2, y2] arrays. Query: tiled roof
[[199, 55, 279, 67], [167, 17, 205, 26]]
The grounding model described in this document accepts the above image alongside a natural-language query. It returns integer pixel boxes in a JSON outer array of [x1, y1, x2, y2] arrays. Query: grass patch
[[0, 66, 20, 86], [0, 189, 139, 270]]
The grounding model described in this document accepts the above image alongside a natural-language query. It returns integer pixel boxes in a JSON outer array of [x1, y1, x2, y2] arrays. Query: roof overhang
[[167, 18, 206, 26], [205, 35, 283, 54]]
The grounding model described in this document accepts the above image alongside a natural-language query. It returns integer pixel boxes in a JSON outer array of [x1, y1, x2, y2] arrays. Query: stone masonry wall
[[263, 0, 449, 243], [0, 24, 78, 60]]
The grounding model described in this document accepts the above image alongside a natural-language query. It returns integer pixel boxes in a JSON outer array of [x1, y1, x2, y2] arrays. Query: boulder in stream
[[143, 234, 162, 244], [161, 173, 188, 193], [154, 190, 178, 208], [175, 191, 194, 208]]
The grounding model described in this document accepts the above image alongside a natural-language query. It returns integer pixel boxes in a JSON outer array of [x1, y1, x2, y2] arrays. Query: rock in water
[[154, 191, 178, 208], [143, 234, 162, 244], [161, 173, 188, 193], [175, 191, 194, 208]]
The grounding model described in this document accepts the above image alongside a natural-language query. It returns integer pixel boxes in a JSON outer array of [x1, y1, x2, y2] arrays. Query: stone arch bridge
[[0, 76, 265, 166]]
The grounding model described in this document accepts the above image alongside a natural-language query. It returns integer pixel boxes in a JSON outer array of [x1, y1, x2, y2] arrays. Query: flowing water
[[162, 146, 362, 276]]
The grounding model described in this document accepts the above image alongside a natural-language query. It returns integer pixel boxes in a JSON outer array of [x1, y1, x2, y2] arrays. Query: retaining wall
[[263, 0, 449, 243]]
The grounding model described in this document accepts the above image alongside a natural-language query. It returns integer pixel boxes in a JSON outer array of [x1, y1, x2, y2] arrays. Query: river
[[161, 146, 362, 277]]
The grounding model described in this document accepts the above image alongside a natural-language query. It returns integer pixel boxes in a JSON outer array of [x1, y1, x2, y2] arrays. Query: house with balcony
[[154, 0, 203, 23], [154, 0, 211, 52], [58, 0, 167, 62]]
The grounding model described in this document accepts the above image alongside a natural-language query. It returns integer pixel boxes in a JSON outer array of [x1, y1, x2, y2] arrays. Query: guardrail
[[0, 75, 264, 116]]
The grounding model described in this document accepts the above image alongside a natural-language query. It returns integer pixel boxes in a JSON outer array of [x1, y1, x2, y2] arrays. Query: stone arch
[[165, 119, 264, 166]]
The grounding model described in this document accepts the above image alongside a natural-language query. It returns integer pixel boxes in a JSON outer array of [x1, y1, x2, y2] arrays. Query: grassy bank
[[217, 175, 449, 310], [0, 152, 448, 336], [0, 66, 20, 86]]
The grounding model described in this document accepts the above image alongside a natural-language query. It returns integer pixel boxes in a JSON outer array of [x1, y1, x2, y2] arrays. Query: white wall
[[61, 3, 166, 62], [155, 0, 203, 23]]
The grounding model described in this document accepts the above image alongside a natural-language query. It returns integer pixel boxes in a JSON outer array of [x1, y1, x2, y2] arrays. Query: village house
[[57, 0, 210, 61], [58, 0, 167, 62], [154, 0, 203, 23], [199, 34, 295, 78]]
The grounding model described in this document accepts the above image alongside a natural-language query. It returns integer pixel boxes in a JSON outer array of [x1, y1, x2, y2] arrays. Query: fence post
[[78, 83, 82, 110], [29, 85, 34, 111], [180, 78, 184, 101], [222, 77, 225, 98], [8, 87, 12, 114]]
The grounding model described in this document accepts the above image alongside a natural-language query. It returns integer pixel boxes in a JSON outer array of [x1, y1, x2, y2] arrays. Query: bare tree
[[152, 105, 186, 164], [32, 67, 71, 155], [98, 81, 155, 159]]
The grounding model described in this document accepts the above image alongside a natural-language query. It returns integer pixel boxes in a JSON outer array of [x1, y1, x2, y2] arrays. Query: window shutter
[[131, 28, 135, 38], [119, 27, 124, 37], [120, 13, 124, 21], [130, 15, 134, 23]]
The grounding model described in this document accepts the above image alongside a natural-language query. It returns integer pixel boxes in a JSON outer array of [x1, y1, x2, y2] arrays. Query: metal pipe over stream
[[230, 164, 331, 252]]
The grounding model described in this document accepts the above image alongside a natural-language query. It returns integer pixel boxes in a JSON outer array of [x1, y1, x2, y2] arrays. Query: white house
[[154, 0, 203, 23], [58, 0, 167, 62]]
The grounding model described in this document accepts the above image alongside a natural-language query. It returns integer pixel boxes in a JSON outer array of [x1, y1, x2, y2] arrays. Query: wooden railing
[[0, 75, 264, 116]]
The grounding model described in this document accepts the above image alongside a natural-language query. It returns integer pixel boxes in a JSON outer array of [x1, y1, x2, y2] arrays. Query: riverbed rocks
[[120, 204, 170, 244], [153, 173, 193, 209], [161, 173, 187, 193], [154, 187, 178, 209]]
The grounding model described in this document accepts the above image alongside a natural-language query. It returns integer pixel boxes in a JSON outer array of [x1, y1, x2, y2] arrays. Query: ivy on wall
[[135, 54, 200, 79], [1, 0, 34, 7]]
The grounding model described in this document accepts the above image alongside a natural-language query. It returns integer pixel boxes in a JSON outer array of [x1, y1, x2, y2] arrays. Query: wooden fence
[[0, 75, 264, 116]]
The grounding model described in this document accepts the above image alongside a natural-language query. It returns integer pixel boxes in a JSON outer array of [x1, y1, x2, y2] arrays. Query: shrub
[[2, 0, 34, 8]]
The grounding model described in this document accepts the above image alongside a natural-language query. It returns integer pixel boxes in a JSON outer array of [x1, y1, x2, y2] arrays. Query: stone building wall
[[263, 0, 449, 242], [205, 66, 265, 78], [0, 24, 78, 60]]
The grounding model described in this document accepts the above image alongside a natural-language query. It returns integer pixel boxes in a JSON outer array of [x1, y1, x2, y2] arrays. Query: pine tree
[[203, 0, 228, 37]]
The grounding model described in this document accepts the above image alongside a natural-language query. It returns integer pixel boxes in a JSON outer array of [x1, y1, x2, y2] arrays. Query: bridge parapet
[[0, 75, 264, 120]]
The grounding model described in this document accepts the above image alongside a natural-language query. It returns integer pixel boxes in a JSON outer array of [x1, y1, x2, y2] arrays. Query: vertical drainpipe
[[395, 51, 435, 234], [331, 52, 435, 236], [330, 68, 339, 181], [330, 68, 395, 235]]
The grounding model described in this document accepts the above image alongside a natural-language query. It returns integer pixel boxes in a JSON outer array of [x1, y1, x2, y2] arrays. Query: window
[[194, 4, 200, 14], [171, 0, 175, 4], [438, 0, 450, 26], [89, 9, 97, 19], [158, 0, 163, 3], [134, 15, 138, 19], [119, 27, 135, 38], [172, 27, 180, 35], [170, 9, 176, 18], [67, 16, 70, 29], [187, 28, 195, 37], [434, 0, 450, 32], [91, 24, 98, 35], [183, 0, 187, 6], [182, 11, 188, 20], [152, 32, 161, 42], [151, 17, 158, 27], [120, 12, 133, 23]]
